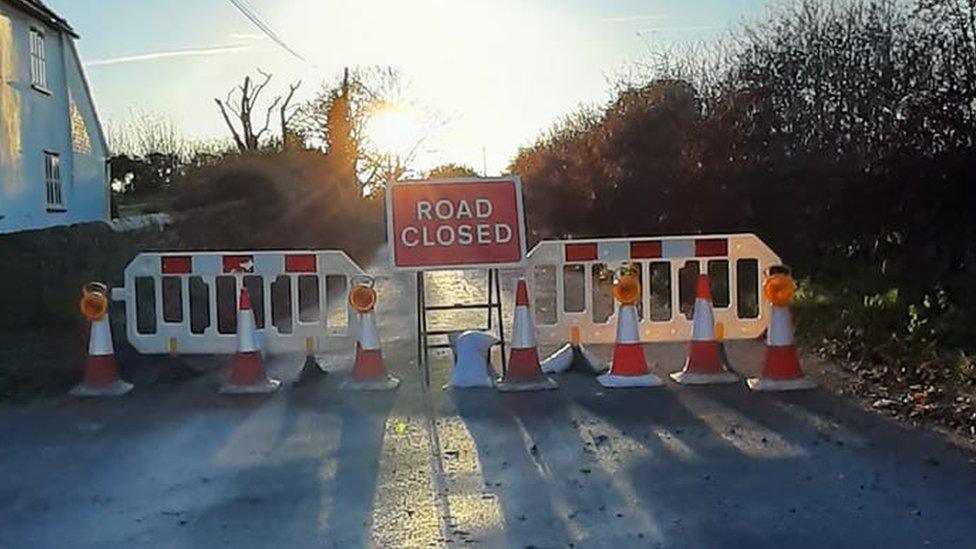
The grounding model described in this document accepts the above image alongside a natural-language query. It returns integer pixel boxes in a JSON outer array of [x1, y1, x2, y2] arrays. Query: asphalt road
[[1, 264, 975, 548]]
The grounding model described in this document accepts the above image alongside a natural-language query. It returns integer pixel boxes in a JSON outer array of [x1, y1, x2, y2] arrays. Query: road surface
[[1, 257, 975, 548]]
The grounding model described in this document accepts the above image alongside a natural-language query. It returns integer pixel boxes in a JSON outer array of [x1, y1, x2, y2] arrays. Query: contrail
[[637, 25, 725, 32], [601, 14, 664, 23], [229, 32, 266, 41], [85, 45, 250, 67]]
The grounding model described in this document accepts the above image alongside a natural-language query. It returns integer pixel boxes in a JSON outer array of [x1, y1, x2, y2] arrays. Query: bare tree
[[292, 66, 445, 188], [107, 109, 190, 159], [280, 80, 302, 150], [215, 70, 301, 152]]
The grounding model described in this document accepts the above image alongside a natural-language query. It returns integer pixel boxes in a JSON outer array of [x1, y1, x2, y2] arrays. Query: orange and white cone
[[597, 302, 663, 388], [497, 278, 557, 392], [219, 287, 280, 394], [70, 315, 133, 397], [747, 304, 815, 391], [671, 275, 739, 385], [342, 308, 400, 391]]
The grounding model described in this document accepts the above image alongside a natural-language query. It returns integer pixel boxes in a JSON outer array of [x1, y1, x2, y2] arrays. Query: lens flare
[[363, 105, 420, 158]]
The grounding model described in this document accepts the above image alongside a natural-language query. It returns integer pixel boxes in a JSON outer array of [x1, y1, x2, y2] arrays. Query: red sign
[[387, 177, 527, 270]]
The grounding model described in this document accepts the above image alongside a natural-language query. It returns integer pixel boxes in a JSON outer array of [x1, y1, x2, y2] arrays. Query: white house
[[0, 0, 109, 233]]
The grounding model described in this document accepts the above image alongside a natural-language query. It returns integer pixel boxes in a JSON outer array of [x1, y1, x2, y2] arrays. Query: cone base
[[496, 375, 558, 392], [220, 378, 281, 394], [506, 347, 545, 381], [293, 355, 329, 386], [540, 344, 574, 374], [342, 375, 400, 391], [351, 346, 392, 383], [70, 379, 133, 397], [670, 370, 740, 385], [747, 376, 816, 392], [597, 372, 664, 388]]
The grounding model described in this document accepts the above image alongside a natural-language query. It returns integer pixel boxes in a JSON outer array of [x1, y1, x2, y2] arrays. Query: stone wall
[[0, 222, 177, 329]]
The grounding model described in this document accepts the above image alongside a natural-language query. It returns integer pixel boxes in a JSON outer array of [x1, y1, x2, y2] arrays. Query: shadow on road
[[439, 367, 976, 548]]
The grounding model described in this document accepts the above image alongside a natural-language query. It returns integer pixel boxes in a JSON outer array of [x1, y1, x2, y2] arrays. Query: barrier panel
[[526, 234, 781, 345], [111, 251, 365, 355]]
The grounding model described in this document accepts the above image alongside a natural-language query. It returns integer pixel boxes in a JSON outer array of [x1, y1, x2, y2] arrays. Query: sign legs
[[415, 269, 506, 387]]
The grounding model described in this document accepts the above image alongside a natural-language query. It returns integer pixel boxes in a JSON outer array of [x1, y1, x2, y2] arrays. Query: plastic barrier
[[525, 233, 781, 345], [111, 251, 365, 355]]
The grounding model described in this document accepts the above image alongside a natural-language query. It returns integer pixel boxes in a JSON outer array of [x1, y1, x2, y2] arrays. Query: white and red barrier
[[526, 233, 781, 345], [111, 250, 365, 356]]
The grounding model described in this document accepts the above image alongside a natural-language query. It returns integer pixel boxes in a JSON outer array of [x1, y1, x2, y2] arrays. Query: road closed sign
[[386, 177, 527, 270]]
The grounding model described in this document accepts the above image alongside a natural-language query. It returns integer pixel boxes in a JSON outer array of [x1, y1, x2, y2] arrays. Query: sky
[[46, 0, 773, 174]]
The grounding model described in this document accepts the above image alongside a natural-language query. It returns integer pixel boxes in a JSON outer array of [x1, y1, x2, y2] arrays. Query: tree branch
[[214, 98, 246, 152], [280, 80, 302, 147], [255, 96, 282, 141]]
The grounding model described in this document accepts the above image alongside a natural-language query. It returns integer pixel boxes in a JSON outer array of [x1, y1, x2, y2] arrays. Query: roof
[[4, 0, 78, 38]]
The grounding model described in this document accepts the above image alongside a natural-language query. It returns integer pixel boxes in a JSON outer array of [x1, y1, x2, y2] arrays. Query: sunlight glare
[[364, 105, 420, 159]]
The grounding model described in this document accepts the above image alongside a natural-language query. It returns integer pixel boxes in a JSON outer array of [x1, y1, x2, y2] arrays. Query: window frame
[[43, 151, 65, 212], [28, 27, 49, 93]]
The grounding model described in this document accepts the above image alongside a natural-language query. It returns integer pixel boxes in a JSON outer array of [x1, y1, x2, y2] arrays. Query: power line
[[226, 0, 307, 62], [229, 0, 306, 61]]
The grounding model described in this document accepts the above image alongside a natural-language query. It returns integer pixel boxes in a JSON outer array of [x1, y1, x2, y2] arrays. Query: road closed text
[[388, 178, 526, 269], [400, 199, 513, 248]]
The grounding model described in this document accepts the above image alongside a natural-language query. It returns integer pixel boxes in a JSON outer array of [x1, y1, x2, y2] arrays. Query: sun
[[363, 105, 420, 159]]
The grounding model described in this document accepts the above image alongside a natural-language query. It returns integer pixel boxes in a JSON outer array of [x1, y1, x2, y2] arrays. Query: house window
[[29, 28, 47, 90], [44, 152, 63, 210]]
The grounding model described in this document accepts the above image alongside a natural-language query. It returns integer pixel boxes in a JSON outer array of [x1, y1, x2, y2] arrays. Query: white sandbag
[[449, 330, 499, 388]]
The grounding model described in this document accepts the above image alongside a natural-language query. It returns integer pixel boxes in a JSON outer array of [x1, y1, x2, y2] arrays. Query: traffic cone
[[70, 315, 133, 397], [596, 302, 663, 388], [497, 278, 557, 392], [342, 307, 400, 391], [220, 287, 280, 394], [293, 336, 328, 386], [747, 302, 815, 391], [447, 330, 498, 389], [715, 322, 734, 372], [541, 325, 607, 375], [670, 275, 739, 385]]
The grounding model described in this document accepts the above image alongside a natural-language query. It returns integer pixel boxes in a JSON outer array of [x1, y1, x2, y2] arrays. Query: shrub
[[170, 150, 385, 264]]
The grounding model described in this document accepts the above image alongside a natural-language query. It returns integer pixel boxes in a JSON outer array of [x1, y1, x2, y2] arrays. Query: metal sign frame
[[415, 269, 506, 386]]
